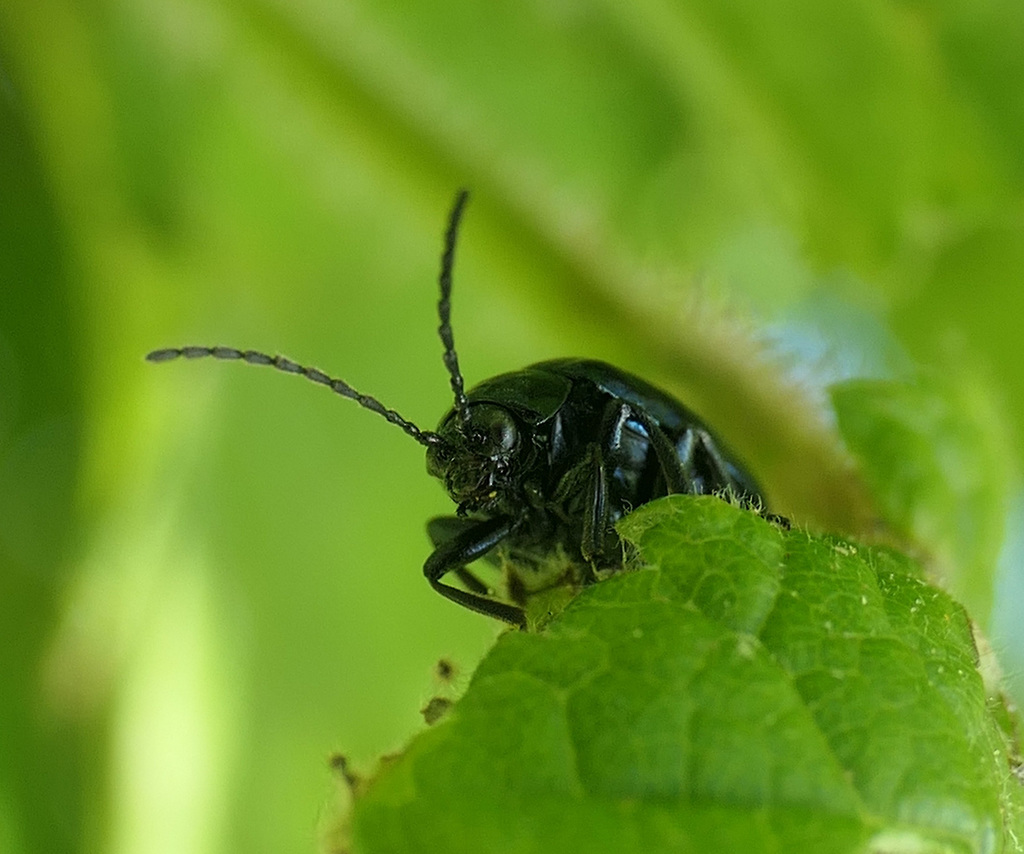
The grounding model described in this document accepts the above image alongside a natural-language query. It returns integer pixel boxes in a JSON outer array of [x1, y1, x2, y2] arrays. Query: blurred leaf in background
[[0, 48, 87, 854], [1, 0, 1023, 852]]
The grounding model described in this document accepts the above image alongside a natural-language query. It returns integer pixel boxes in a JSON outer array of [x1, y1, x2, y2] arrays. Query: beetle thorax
[[426, 403, 531, 516]]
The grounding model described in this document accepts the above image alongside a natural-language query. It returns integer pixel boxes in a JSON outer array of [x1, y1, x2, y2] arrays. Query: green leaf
[[831, 375, 1014, 627], [347, 496, 1024, 854]]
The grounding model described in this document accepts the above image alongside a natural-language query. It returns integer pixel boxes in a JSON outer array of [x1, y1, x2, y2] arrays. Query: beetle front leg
[[427, 516, 500, 594], [423, 516, 526, 626]]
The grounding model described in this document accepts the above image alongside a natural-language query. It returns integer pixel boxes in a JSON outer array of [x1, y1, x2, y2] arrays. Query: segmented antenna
[[438, 189, 471, 425], [148, 191, 477, 447], [145, 346, 442, 447]]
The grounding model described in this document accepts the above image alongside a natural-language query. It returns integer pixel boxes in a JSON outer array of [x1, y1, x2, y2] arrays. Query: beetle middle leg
[[632, 408, 690, 494], [577, 401, 639, 565], [580, 443, 609, 567], [569, 402, 726, 564], [423, 516, 526, 626]]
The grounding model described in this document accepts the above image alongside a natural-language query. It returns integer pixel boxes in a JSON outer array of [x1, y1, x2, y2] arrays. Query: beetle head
[[426, 403, 527, 515]]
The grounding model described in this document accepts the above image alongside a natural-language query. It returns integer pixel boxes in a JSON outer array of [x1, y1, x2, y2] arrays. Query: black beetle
[[148, 190, 767, 627]]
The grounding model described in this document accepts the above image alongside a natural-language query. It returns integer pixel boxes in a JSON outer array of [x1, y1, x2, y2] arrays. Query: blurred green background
[[2, 1, 1024, 852]]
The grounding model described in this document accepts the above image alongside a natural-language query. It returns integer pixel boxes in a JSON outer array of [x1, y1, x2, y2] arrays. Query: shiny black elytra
[[148, 190, 766, 628]]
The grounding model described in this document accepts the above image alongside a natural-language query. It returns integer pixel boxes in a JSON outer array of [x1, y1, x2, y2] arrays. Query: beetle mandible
[[148, 190, 767, 628]]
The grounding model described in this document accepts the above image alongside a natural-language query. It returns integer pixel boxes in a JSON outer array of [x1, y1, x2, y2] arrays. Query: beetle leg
[[632, 408, 690, 494], [427, 516, 498, 593], [423, 516, 526, 626], [690, 428, 753, 499], [685, 429, 777, 510], [578, 401, 637, 565], [580, 443, 608, 565], [666, 426, 729, 496], [567, 400, 696, 567], [696, 433, 791, 525]]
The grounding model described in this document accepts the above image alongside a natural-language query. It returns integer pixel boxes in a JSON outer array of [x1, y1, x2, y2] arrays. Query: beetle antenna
[[145, 346, 444, 448], [437, 189, 471, 425]]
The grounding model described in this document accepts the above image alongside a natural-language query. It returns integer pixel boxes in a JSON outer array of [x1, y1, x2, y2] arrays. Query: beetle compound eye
[[465, 405, 518, 457], [426, 441, 454, 479], [490, 418, 517, 454]]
